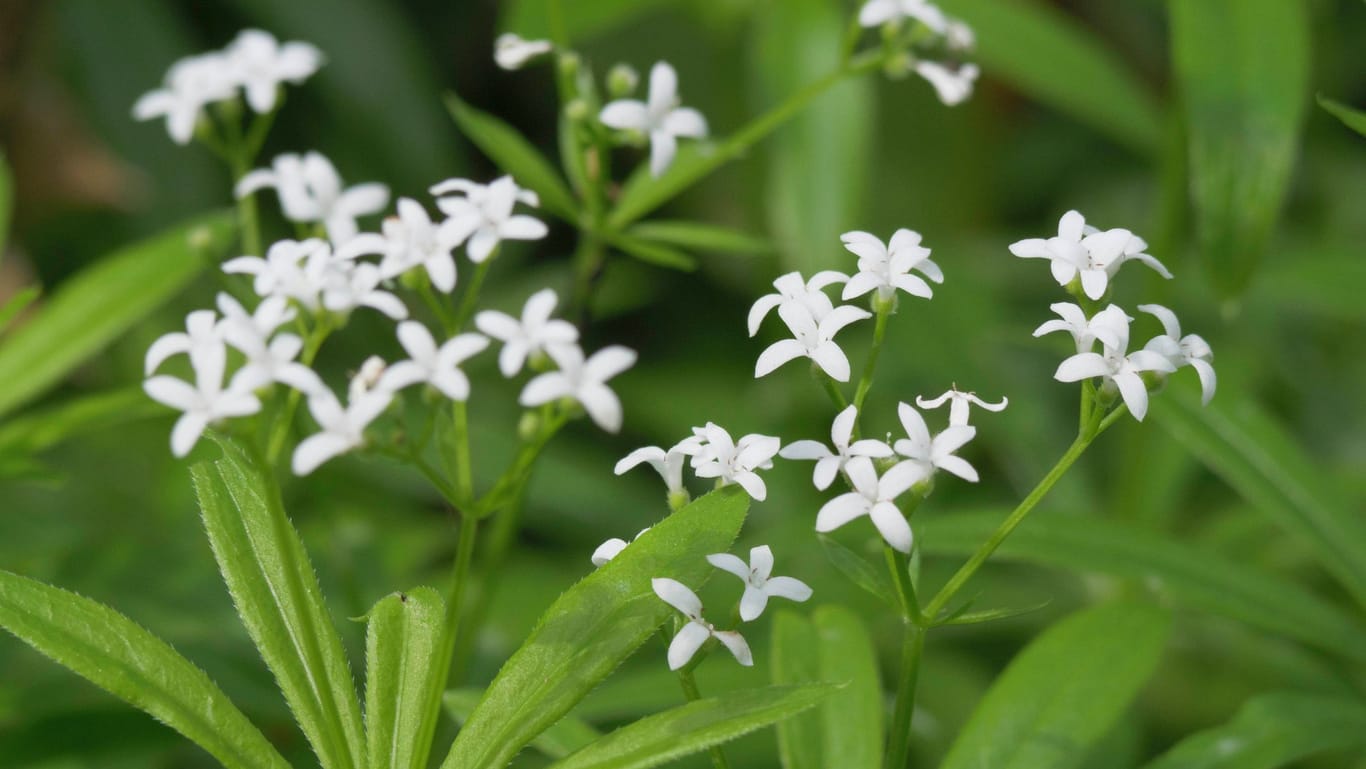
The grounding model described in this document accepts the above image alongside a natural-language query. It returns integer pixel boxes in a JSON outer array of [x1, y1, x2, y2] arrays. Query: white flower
[[707, 545, 812, 622], [755, 303, 871, 382], [321, 262, 408, 320], [431, 176, 548, 263], [217, 294, 323, 395], [840, 229, 944, 303], [378, 321, 488, 400], [599, 61, 708, 177], [223, 238, 332, 309], [1010, 211, 1171, 300], [815, 457, 920, 553], [915, 61, 979, 106], [894, 401, 979, 483], [688, 423, 780, 501], [350, 356, 388, 401], [591, 528, 649, 567], [494, 34, 553, 70], [225, 29, 322, 113], [144, 340, 261, 457], [292, 384, 393, 475], [145, 309, 222, 375], [1033, 302, 1130, 354], [368, 198, 462, 291], [946, 19, 976, 50], [519, 344, 636, 432], [779, 405, 893, 490], [1138, 304, 1216, 404], [133, 53, 237, 145], [475, 288, 579, 377], [652, 578, 752, 670], [615, 441, 695, 497], [236, 152, 389, 243], [858, 0, 948, 32], [1053, 309, 1177, 421], [747, 271, 848, 337], [915, 386, 1008, 427]]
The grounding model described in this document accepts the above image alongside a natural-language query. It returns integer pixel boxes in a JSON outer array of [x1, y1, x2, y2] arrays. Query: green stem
[[884, 623, 926, 769], [570, 235, 607, 323], [853, 301, 891, 417], [266, 322, 329, 464], [820, 373, 850, 410], [413, 511, 479, 769], [677, 669, 732, 769], [453, 258, 492, 333], [451, 400, 474, 505]]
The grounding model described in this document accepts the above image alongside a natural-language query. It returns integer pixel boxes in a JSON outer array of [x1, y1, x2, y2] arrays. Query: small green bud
[[400, 266, 431, 292], [517, 411, 541, 442], [557, 52, 581, 80], [872, 290, 898, 316], [528, 349, 553, 373], [911, 475, 936, 498], [884, 51, 914, 80], [565, 98, 591, 123], [607, 63, 639, 98], [667, 489, 691, 512], [1140, 369, 1169, 393], [1096, 379, 1120, 408]]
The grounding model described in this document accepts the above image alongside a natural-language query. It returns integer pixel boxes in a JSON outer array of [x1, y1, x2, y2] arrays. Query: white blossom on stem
[[223, 238, 333, 309], [144, 341, 261, 457], [915, 61, 979, 106], [615, 441, 695, 498], [1010, 211, 1171, 300], [322, 262, 408, 320], [652, 578, 752, 670], [1053, 310, 1177, 421], [755, 303, 871, 382], [707, 545, 812, 622], [1033, 302, 1129, 354], [378, 321, 488, 400], [893, 402, 979, 483], [494, 34, 553, 70], [145, 309, 222, 375], [780, 404, 893, 490], [1138, 304, 1216, 404], [225, 29, 322, 113], [292, 384, 393, 475], [915, 386, 1008, 427], [217, 294, 322, 395], [688, 423, 781, 501], [475, 288, 579, 377], [370, 198, 462, 291], [431, 176, 548, 263], [591, 528, 650, 567], [858, 0, 949, 32], [815, 456, 921, 553], [599, 61, 708, 177], [840, 229, 944, 303], [747, 271, 848, 337], [236, 152, 389, 243], [133, 53, 237, 145], [520, 344, 636, 432]]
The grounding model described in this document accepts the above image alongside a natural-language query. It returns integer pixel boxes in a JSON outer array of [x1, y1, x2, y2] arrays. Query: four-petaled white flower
[[915, 386, 1008, 427], [520, 344, 636, 432], [707, 545, 813, 622], [431, 176, 548, 263], [133, 53, 237, 145], [815, 456, 921, 553], [144, 341, 261, 457], [599, 61, 708, 177], [225, 29, 322, 113], [858, 0, 948, 32], [615, 441, 694, 498], [780, 405, 893, 490], [652, 578, 753, 670], [475, 288, 579, 377], [1033, 302, 1129, 354], [494, 34, 553, 70], [292, 384, 394, 475], [1053, 309, 1177, 421], [378, 321, 488, 401], [145, 309, 222, 375], [223, 238, 329, 308], [1010, 211, 1171, 300], [688, 423, 781, 501], [236, 152, 389, 243], [840, 229, 944, 303], [1139, 304, 1216, 404], [591, 528, 649, 567], [756, 303, 871, 382], [217, 294, 323, 395], [916, 62, 979, 107], [893, 402, 979, 483], [747, 271, 848, 337], [369, 198, 463, 291], [322, 262, 409, 320]]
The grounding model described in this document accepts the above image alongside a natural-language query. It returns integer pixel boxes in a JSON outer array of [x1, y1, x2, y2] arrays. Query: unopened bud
[[517, 411, 541, 442], [884, 51, 914, 80], [565, 98, 590, 122], [607, 63, 639, 98], [667, 489, 691, 512]]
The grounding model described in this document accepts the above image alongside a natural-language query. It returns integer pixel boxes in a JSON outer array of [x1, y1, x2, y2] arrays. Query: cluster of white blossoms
[[612, 422, 782, 509], [1016, 211, 1215, 419], [134, 30, 322, 144], [858, 0, 979, 106]]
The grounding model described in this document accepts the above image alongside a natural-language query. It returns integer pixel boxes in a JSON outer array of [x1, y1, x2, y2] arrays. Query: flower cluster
[[134, 30, 322, 144], [614, 422, 781, 506], [858, 0, 979, 105]]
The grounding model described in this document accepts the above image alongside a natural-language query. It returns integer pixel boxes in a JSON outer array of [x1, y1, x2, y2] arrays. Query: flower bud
[[911, 475, 936, 498], [565, 98, 591, 123], [1140, 369, 1169, 393], [399, 266, 431, 292], [667, 489, 691, 512], [883, 51, 914, 80], [1096, 379, 1120, 408], [557, 51, 581, 80], [607, 63, 639, 98], [517, 410, 541, 442]]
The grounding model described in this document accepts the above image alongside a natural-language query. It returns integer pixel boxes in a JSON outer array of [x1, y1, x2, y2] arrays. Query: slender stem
[[413, 511, 479, 769], [570, 235, 607, 323], [453, 259, 492, 333], [853, 301, 891, 417], [677, 669, 732, 769], [884, 623, 926, 769], [266, 322, 329, 464], [820, 374, 850, 410], [419, 281, 456, 335], [451, 400, 474, 505]]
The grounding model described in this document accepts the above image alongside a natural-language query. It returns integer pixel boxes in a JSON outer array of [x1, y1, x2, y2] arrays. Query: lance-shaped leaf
[[626, 221, 772, 256], [444, 689, 600, 759], [0, 149, 11, 259], [192, 436, 366, 769], [941, 601, 1170, 769], [0, 212, 234, 418], [1318, 95, 1366, 138], [0, 569, 290, 769], [441, 487, 750, 769], [545, 684, 836, 769], [607, 232, 698, 272], [365, 587, 445, 769]]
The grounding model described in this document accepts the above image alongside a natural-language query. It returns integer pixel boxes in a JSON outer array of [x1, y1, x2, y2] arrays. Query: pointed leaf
[[0, 569, 290, 769], [0, 149, 11, 259], [443, 689, 600, 759], [770, 613, 823, 769], [365, 587, 445, 769], [441, 487, 750, 769], [0, 285, 40, 337], [627, 220, 772, 256], [1318, 95, 1366, 138], [192, 435, 366, 769], [941, 601, 1170, 769], [818, 535, 897, 607], [608, 232, 698, 271], [545, 684, 836, 769], [936, 601, 1051, 627]]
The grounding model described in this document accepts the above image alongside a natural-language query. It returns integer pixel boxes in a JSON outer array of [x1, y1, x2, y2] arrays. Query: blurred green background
[[1, 0, 1364, 767]]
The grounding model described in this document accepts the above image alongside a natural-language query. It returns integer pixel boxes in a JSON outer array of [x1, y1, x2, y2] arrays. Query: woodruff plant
[[0, 4, 1214, 769]]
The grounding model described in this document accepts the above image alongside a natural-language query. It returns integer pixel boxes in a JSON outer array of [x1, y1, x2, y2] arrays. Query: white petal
[[652, 577, 703, 617], [712, 629, 753, 667], [810, 342, 851, 382], [578, 383, 624, 432], [841, 270, 882, 301], [615, 446, 667, 476], [747, 294, 783, 337], [291, 432, 354, 475], [599, 100, 649, 131], [732, 471, 768, 501], [706, 553, 751, 581], [738, 587, 769, 622], [764, 576, 813, 603], [935, 455, 979, 483], [1113, 372, 1150, 421], [778, 440, 832, 461], [1054, 353, 1111, 382], [169, 413, 210, 457], [667, 622, 711, 670], [815, 493, 870, 532], [591, 538, 629, 567], [812, 456, 841, 491], [474, 310, 520, 342], [664, 107, 708, 138], [649, 130, 677, 177], [519, 372, 572, 406], [1190, 358, 1217, 405], [755, 339, 807, 378], [499, 215, 548, 241], [869, 501, 914, 553], [583, 346, 637, 382]]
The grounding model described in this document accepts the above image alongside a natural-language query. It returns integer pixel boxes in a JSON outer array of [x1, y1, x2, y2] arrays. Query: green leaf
[[192, 435, 366, 769], [1141, 692, 1366, 769], [545, 684, 836, 769], [441, 487, 751, 769], [365, 587, 444, 769], [444, 92, 579, 223], [770, 613, 823, 769], [818, 535, 897, 607], [1170, 0, 1310, 298], [443, 689, 601, 759], [1152, 390, 1366, 614], [501, 0, 676, 41], [942, 0, 1163, 153], [0, 150, 11, 260], [1317, 94, 1366, 138], [0, 212, 234, 419], [627, 220, 772, 256], [941, 601, 1170, 769], [936, 601, 1051, 627], [0, 286, 40, 337], [608, 232, 698, 271], [0, 388, 160, 463], [919, 510, 1366, 663], [0, 569, 290, 769]]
